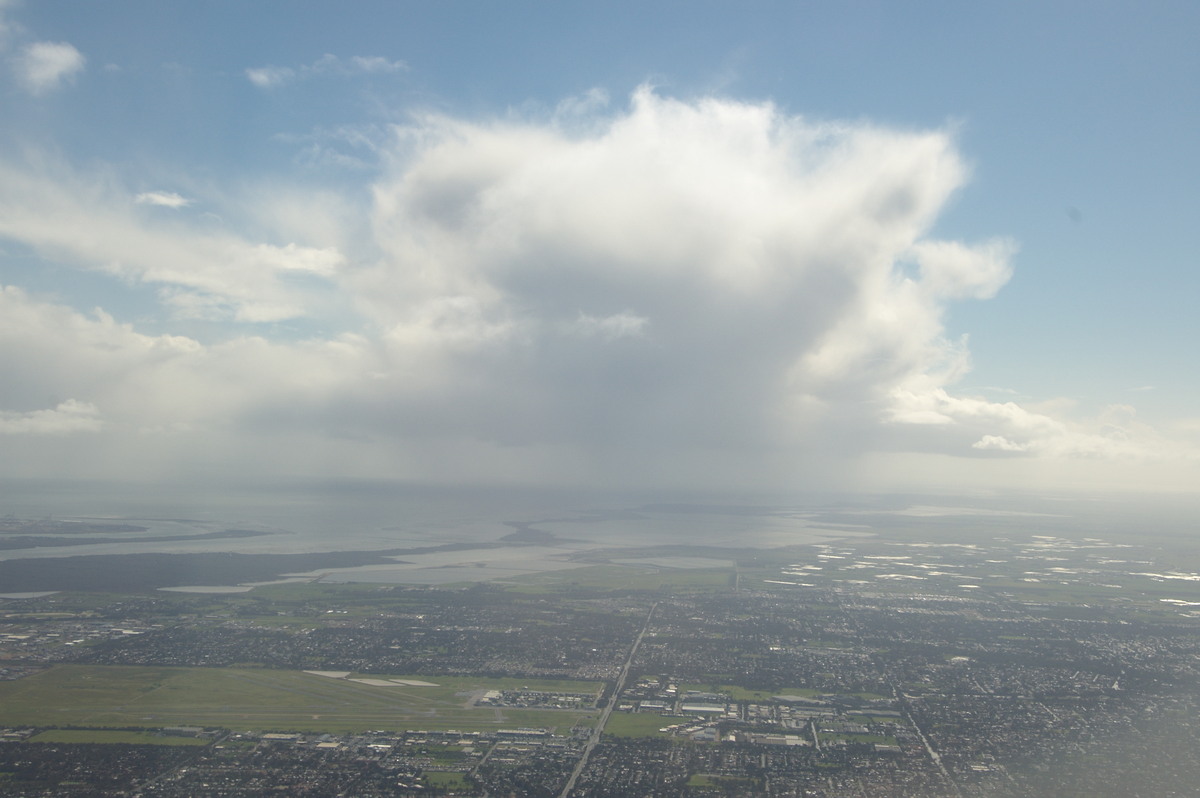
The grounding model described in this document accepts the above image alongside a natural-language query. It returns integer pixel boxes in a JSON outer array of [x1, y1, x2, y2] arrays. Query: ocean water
[[2, 479, 1195, 589], [0, 480, 854, 563]]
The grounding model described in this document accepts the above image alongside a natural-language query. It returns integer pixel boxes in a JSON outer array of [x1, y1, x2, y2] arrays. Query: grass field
[[0, 665, 601, 735], [603, 712, 675, 738], [424, 772, 474, 789], [29, 729, 211, 746]]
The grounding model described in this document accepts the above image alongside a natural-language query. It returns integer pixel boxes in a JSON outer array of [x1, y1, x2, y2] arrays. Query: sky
[[0, 1, 1197, 498]]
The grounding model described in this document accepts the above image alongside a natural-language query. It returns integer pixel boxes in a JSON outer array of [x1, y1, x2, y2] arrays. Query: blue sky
[[1, 1, 1197, 496]]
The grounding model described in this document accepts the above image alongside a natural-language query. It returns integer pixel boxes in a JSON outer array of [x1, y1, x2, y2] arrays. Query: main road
[[558, 602, 658, 798]]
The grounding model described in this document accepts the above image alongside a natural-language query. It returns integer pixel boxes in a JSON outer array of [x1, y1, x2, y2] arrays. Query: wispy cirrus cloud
[[135, 191, 191, 209], [0, 159, 343, 322], [246, 53, 406, 89]]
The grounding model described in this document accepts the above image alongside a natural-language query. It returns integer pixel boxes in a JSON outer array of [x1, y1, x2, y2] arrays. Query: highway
[[558, 602, 657, 798]]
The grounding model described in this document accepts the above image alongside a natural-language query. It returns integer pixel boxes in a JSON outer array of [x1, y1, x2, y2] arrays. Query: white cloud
[[972, 435, 1029, 453], [356, 89, 998, 456], [0, 283, 368, 432], [348, 88, 1196, 488], [245, 65, 294, 89], [889, 386, 1193, 465], [910, 238, 1014, 300], [135, 191, 191, 209], [247, 53, 406, 89], [16, 40, 84, 94], [0, 88, 1194, 492], [0, 159, 344, 321], [0, 399, 103, 435]]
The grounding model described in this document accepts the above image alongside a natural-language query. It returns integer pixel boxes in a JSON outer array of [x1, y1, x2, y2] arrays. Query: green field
[[424, 771, 474, 790], [29, 729, 210, 746], [603, 711, 676, 737], [0, 665, 601, 735]]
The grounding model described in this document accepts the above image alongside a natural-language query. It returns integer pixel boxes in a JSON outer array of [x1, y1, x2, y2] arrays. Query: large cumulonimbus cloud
[[350, 89, 1012, 459], [1, 88, 1186, 490]]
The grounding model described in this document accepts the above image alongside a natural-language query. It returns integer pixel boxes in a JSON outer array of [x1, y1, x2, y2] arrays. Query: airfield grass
[[0, 665, 600, 735], [29, 729, 210, 746]]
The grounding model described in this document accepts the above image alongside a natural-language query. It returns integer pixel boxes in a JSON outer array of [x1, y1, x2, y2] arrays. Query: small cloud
[[972, 435, 1029, 453], [16, 40, 85, 94], [246, 54, 405, 88], [0, 399, 103, 435], [135, 191, 191, 209], [246, 64, 295, 88]]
